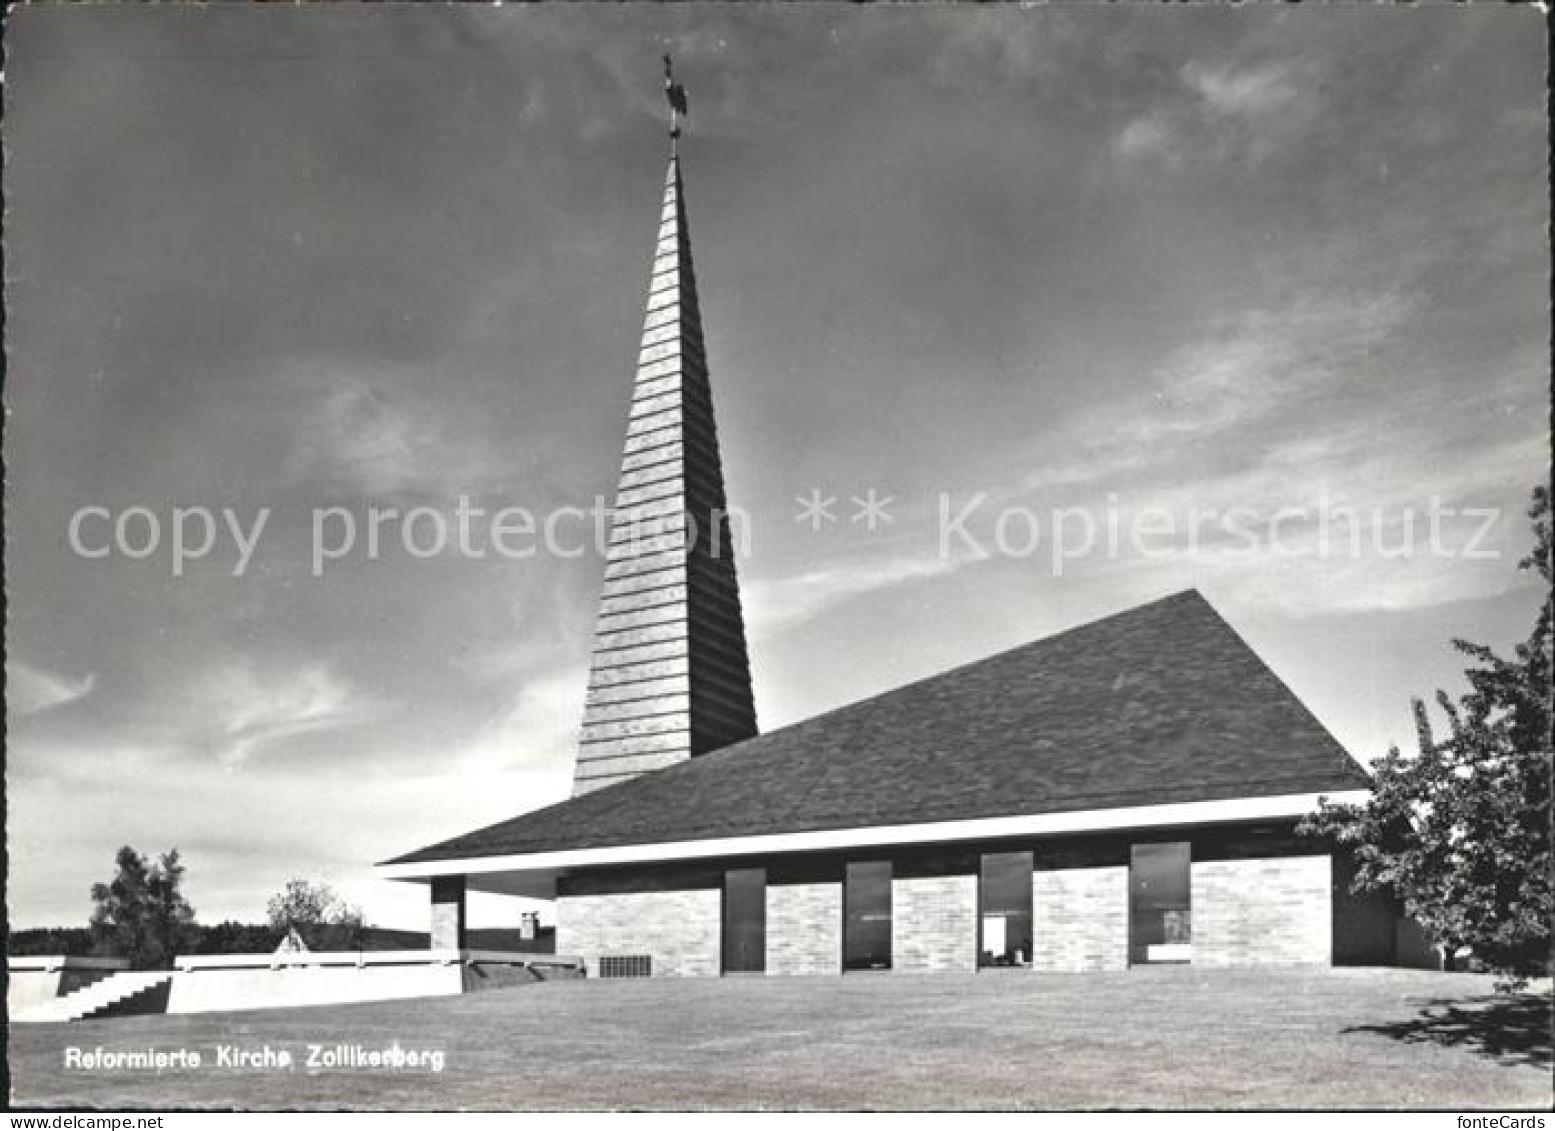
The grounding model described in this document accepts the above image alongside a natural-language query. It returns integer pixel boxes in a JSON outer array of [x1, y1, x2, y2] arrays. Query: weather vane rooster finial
[[662, 54, 689, 148]]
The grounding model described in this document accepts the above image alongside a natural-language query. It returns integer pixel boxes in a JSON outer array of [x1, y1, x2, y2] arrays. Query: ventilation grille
[[598, 955, 652, 979]]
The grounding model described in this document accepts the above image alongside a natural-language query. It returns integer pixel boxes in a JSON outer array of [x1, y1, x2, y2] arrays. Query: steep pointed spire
[[571, 149, 759, 796]]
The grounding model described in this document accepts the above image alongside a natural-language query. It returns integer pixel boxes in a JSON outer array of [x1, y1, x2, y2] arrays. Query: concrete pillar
[[430, 876, 467, 951]]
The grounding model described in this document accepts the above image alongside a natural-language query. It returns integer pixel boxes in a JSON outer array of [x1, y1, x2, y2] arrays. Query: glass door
[[979, 851, 1034, 967], [1129, 842, 1191, 964], [843, 861, 892, 970], [722, 868, 766, 973]]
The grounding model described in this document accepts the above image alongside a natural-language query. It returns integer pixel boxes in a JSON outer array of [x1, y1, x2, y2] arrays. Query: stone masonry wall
[[557, 889, 720, 977], [892, 874, 977, 972], [766, 882, 841, 976], [1031, 866, 1129, 972], [1191, 855, 1331, 967], [430, 877, 466, 951]]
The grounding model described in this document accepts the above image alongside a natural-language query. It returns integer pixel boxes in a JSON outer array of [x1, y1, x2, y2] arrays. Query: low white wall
[[7, 970, 64, 1012], [7, 956, 130, 1013], [163, 950, 566, 1014], [166, 963, 464, 1014], [11, 951, 571, 1018]]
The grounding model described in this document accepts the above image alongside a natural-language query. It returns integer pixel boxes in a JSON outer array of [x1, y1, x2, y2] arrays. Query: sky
[[4, 4, 1548, 932]]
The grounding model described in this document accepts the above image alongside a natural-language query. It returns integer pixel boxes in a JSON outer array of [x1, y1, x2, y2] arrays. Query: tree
[[1302, 486, 1553, 981], [89, 846, 199, 969], [265, 877, 365, 951]]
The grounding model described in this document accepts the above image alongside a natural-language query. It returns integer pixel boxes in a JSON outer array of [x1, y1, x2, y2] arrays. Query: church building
[[380, 88, 1411, 977]]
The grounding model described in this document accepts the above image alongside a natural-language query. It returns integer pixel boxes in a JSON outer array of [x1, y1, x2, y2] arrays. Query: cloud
[[745, 553, 957, 637], [192, 661, 373, 768], [8, 661, 97, 717], [1182, 60, 1299, 120], [304, 378, 424, 494], [1110, 286, 1415, 454], [925, 10, 1066, 93], [1008, 429, 1547, 622], [1017, 285, 1417, 497], [735, 273, 1510, 638], [1117, 57, 1321, 168], [449, 666, 586, 774], [1099, 516, 1531, 622], [3, 5, 1542, 934], [4, 671, 581, 926], [282, 361, 517, 502], [1114, 114, 1179, 163]]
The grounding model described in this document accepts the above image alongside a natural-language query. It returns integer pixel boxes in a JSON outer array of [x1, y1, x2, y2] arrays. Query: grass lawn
[[7, 967, 1551, 1110]]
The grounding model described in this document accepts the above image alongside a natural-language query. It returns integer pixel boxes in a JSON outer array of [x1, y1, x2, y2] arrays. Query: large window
[[979, 851, 1034, 967], [1129, 842, 1191, 964], [843, 861, 892, 971], [722, 868, 766, 973]]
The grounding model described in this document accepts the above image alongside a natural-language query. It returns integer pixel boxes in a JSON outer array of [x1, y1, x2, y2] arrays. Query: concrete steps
[[12, 970, 174, 1023]]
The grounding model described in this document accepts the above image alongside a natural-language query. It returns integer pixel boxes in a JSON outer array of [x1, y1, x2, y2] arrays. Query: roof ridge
[[687, 586, 1208, 764]]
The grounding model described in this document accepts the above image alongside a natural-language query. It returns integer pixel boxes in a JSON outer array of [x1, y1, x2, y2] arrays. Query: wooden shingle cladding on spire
[[571, 155, 758, 797]]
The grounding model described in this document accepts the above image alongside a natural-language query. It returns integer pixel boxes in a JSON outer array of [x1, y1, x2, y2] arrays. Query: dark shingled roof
[[389, 590, 1369, 865]]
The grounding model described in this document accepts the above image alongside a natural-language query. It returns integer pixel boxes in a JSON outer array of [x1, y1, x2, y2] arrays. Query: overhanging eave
[[376, 789, 1370, 883]]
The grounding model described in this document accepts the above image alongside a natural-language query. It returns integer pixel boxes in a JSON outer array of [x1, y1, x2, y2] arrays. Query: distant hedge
[[6, 927, 99, 957], [9, 922, 281, 958]]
